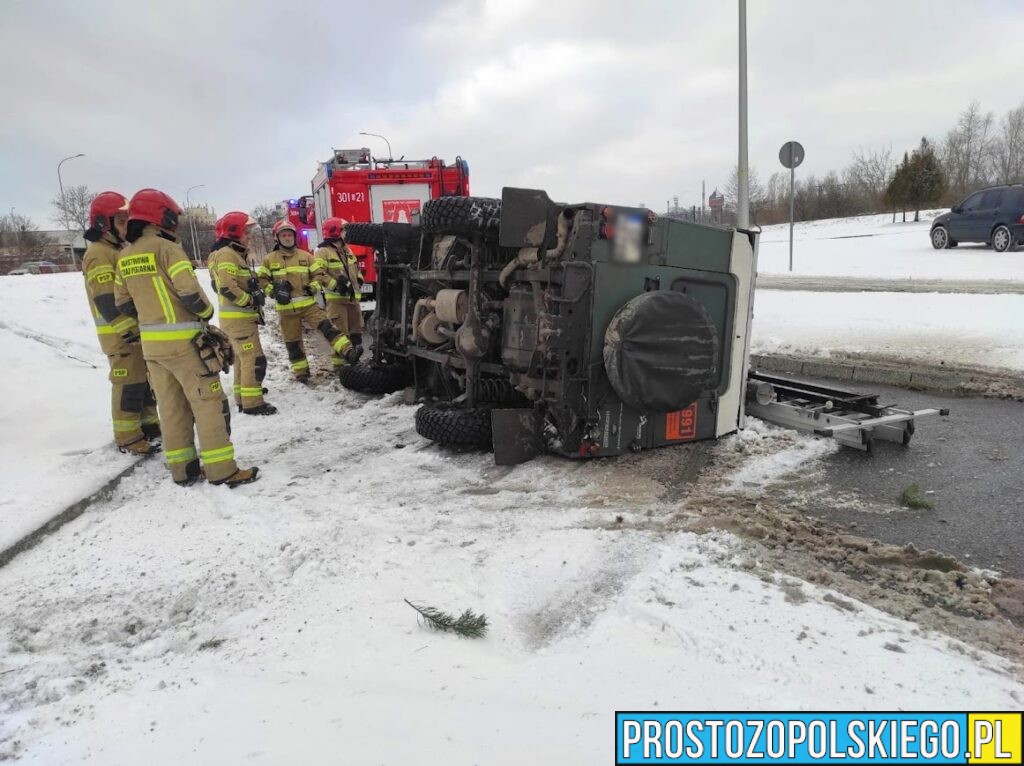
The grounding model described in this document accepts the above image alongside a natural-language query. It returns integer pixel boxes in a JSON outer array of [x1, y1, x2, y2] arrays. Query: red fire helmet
[[88, 191, 129, 231], [215, 211, 257, 240], [272, 219, 297, 237], [128, 188, 182, 230], [321, 216, 348, 240]]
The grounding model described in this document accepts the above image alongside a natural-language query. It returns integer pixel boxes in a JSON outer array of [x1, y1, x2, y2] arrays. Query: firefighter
[[208, 212, 276, 416], [256, 219, 360, 381], [315, 216, 364, 365], [82, 191, 161, 455], [113, 188, 258, 488]]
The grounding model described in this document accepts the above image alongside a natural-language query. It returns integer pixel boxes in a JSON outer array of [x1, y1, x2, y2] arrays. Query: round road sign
[[779, 141, 805, 169]]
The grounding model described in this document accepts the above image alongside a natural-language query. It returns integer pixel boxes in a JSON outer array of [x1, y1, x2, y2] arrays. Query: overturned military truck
[[341, 188, 756, 465]]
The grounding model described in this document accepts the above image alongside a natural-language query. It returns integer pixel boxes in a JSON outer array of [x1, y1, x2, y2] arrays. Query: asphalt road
[[785, 381, 1024, 577]]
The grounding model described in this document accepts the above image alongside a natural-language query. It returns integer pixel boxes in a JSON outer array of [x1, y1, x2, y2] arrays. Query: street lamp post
[[57, 153, 85, 267], [359, 132, 393, 164], [736, 0, 749, 230], [185, 184, 204, 265]]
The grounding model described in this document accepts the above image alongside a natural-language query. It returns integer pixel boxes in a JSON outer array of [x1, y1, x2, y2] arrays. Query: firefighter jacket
[[82, 235, 139, 354], [316, 242, 362, 302], [113, 225, 215, 357], [256, 246, 329, 312], [208, 243, 259, 323]]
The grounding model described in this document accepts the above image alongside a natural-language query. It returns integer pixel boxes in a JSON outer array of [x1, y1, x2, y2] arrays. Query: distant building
[[183, 204, 216, 228]]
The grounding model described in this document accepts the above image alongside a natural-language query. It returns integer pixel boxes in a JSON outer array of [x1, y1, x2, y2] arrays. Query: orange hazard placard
[[382, 199, 421, 223], [664, 403, 697, 441]]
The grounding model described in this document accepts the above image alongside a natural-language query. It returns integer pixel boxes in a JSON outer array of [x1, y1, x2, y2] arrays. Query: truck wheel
[[422, 196, 501, 237], [415, 402, 492, 448], [338, 362, 408, 394], [344, 222, 385, 249]]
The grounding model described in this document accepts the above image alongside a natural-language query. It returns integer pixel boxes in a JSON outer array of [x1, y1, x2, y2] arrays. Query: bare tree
[[0, 213, 53, 262], [51, 184, 95, 233], [990, 102, 1024, 185], [844, 145, 893, 209], [250, 202, 282, 258], [725, 166, 767, 221], [942, 102, 995, 198]]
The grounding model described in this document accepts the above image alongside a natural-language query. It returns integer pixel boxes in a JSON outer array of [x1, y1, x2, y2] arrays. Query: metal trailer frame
[[745, 370, 948, 452]]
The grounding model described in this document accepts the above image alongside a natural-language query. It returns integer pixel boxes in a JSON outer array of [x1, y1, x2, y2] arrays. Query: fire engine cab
[[280, 196, 318, 252], [310, 147, 470, 311]]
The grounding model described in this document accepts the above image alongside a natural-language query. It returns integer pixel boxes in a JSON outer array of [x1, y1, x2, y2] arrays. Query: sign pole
[[737, 0, 749, 229], [789, 165, 795, 272], [778, 140, 804, 274]]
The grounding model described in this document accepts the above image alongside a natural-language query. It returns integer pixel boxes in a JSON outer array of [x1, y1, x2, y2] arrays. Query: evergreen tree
[[906, 138, 947, 222], [884, 152, 912, 222]]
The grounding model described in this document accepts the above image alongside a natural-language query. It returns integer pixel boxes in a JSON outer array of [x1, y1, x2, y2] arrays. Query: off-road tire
[[344, 222, 385, 249], [344, 222, 420, 263], [338, 362, 408, 394], [415, 402, 492, 448], [422, 196, 501, 237]]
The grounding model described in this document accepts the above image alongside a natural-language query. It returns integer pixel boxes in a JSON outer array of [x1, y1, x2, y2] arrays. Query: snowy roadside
[[0, 271, 220, 551], [0, 278, 137, 551], [757, 210, 1024, 281], [2, 266, 1023, 763], [751, 290, 1024, 372], [1, 370, 1023, 762]]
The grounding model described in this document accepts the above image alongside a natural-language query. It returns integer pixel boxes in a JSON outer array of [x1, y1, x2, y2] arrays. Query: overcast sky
[[2, 0, 1022, 224]]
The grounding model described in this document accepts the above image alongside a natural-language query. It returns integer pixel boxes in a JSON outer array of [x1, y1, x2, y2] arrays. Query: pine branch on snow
[[404, 599, 488, 638]]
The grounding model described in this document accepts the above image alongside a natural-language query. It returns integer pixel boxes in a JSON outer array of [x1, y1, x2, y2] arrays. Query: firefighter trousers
[[146, 348, 238, 483], [325, 298, 364, 366], [221, 318, 266, 410], [278, 304, 352, 377], [106, 346, 159, 446]]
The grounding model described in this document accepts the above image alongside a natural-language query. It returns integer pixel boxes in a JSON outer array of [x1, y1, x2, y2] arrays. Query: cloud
[[2, 0, 1022, 223]]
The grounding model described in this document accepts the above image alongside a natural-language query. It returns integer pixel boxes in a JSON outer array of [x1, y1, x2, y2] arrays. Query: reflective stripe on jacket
[[208, 244, 259, 322], [113, 226, 214, 357], [256, 246, 328, 312], [82, 237, 139, 354], [316, 242, 362, 302]]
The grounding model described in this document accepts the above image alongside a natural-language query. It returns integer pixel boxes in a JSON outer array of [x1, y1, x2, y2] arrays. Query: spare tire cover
[[603, 290, 719, 412]]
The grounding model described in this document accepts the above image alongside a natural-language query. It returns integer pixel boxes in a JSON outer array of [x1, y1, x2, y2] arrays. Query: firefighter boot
[[211, 466, 260, 488], [242, 403, 278, 416], [141, 422, 162, 441], [174, 458, 205, 487], [118, 437, 162, 457], [344, 343, 363, 365]]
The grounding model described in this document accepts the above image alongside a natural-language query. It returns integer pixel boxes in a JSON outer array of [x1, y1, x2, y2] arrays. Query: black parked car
[[930, 184, 1024, 252]]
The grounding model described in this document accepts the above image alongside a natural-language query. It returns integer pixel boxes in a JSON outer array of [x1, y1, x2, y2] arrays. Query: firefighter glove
[[274, 280, 292, 304]]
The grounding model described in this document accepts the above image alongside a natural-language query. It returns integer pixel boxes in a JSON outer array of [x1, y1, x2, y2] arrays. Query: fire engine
[[280, 196, 318, 252], [310, 147, 470, 311]]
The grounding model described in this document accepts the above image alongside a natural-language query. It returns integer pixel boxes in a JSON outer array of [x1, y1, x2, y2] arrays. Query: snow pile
[[757, 210, 1024, 280], [723, 419, 839, 492]]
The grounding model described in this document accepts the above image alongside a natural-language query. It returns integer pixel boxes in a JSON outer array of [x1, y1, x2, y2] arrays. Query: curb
[[750, 352, 1024, 400], [0, 459, 146, 570], [756, 275, 1024, 295]]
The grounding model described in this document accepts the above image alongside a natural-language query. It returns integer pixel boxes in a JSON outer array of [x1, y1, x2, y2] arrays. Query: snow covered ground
[[757, 210, 1024, 281], [0, 275, 138, 551], [1, 269, 1022, 763], [747, 211, 1024, 371], [751, 291, 1024, 371]]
